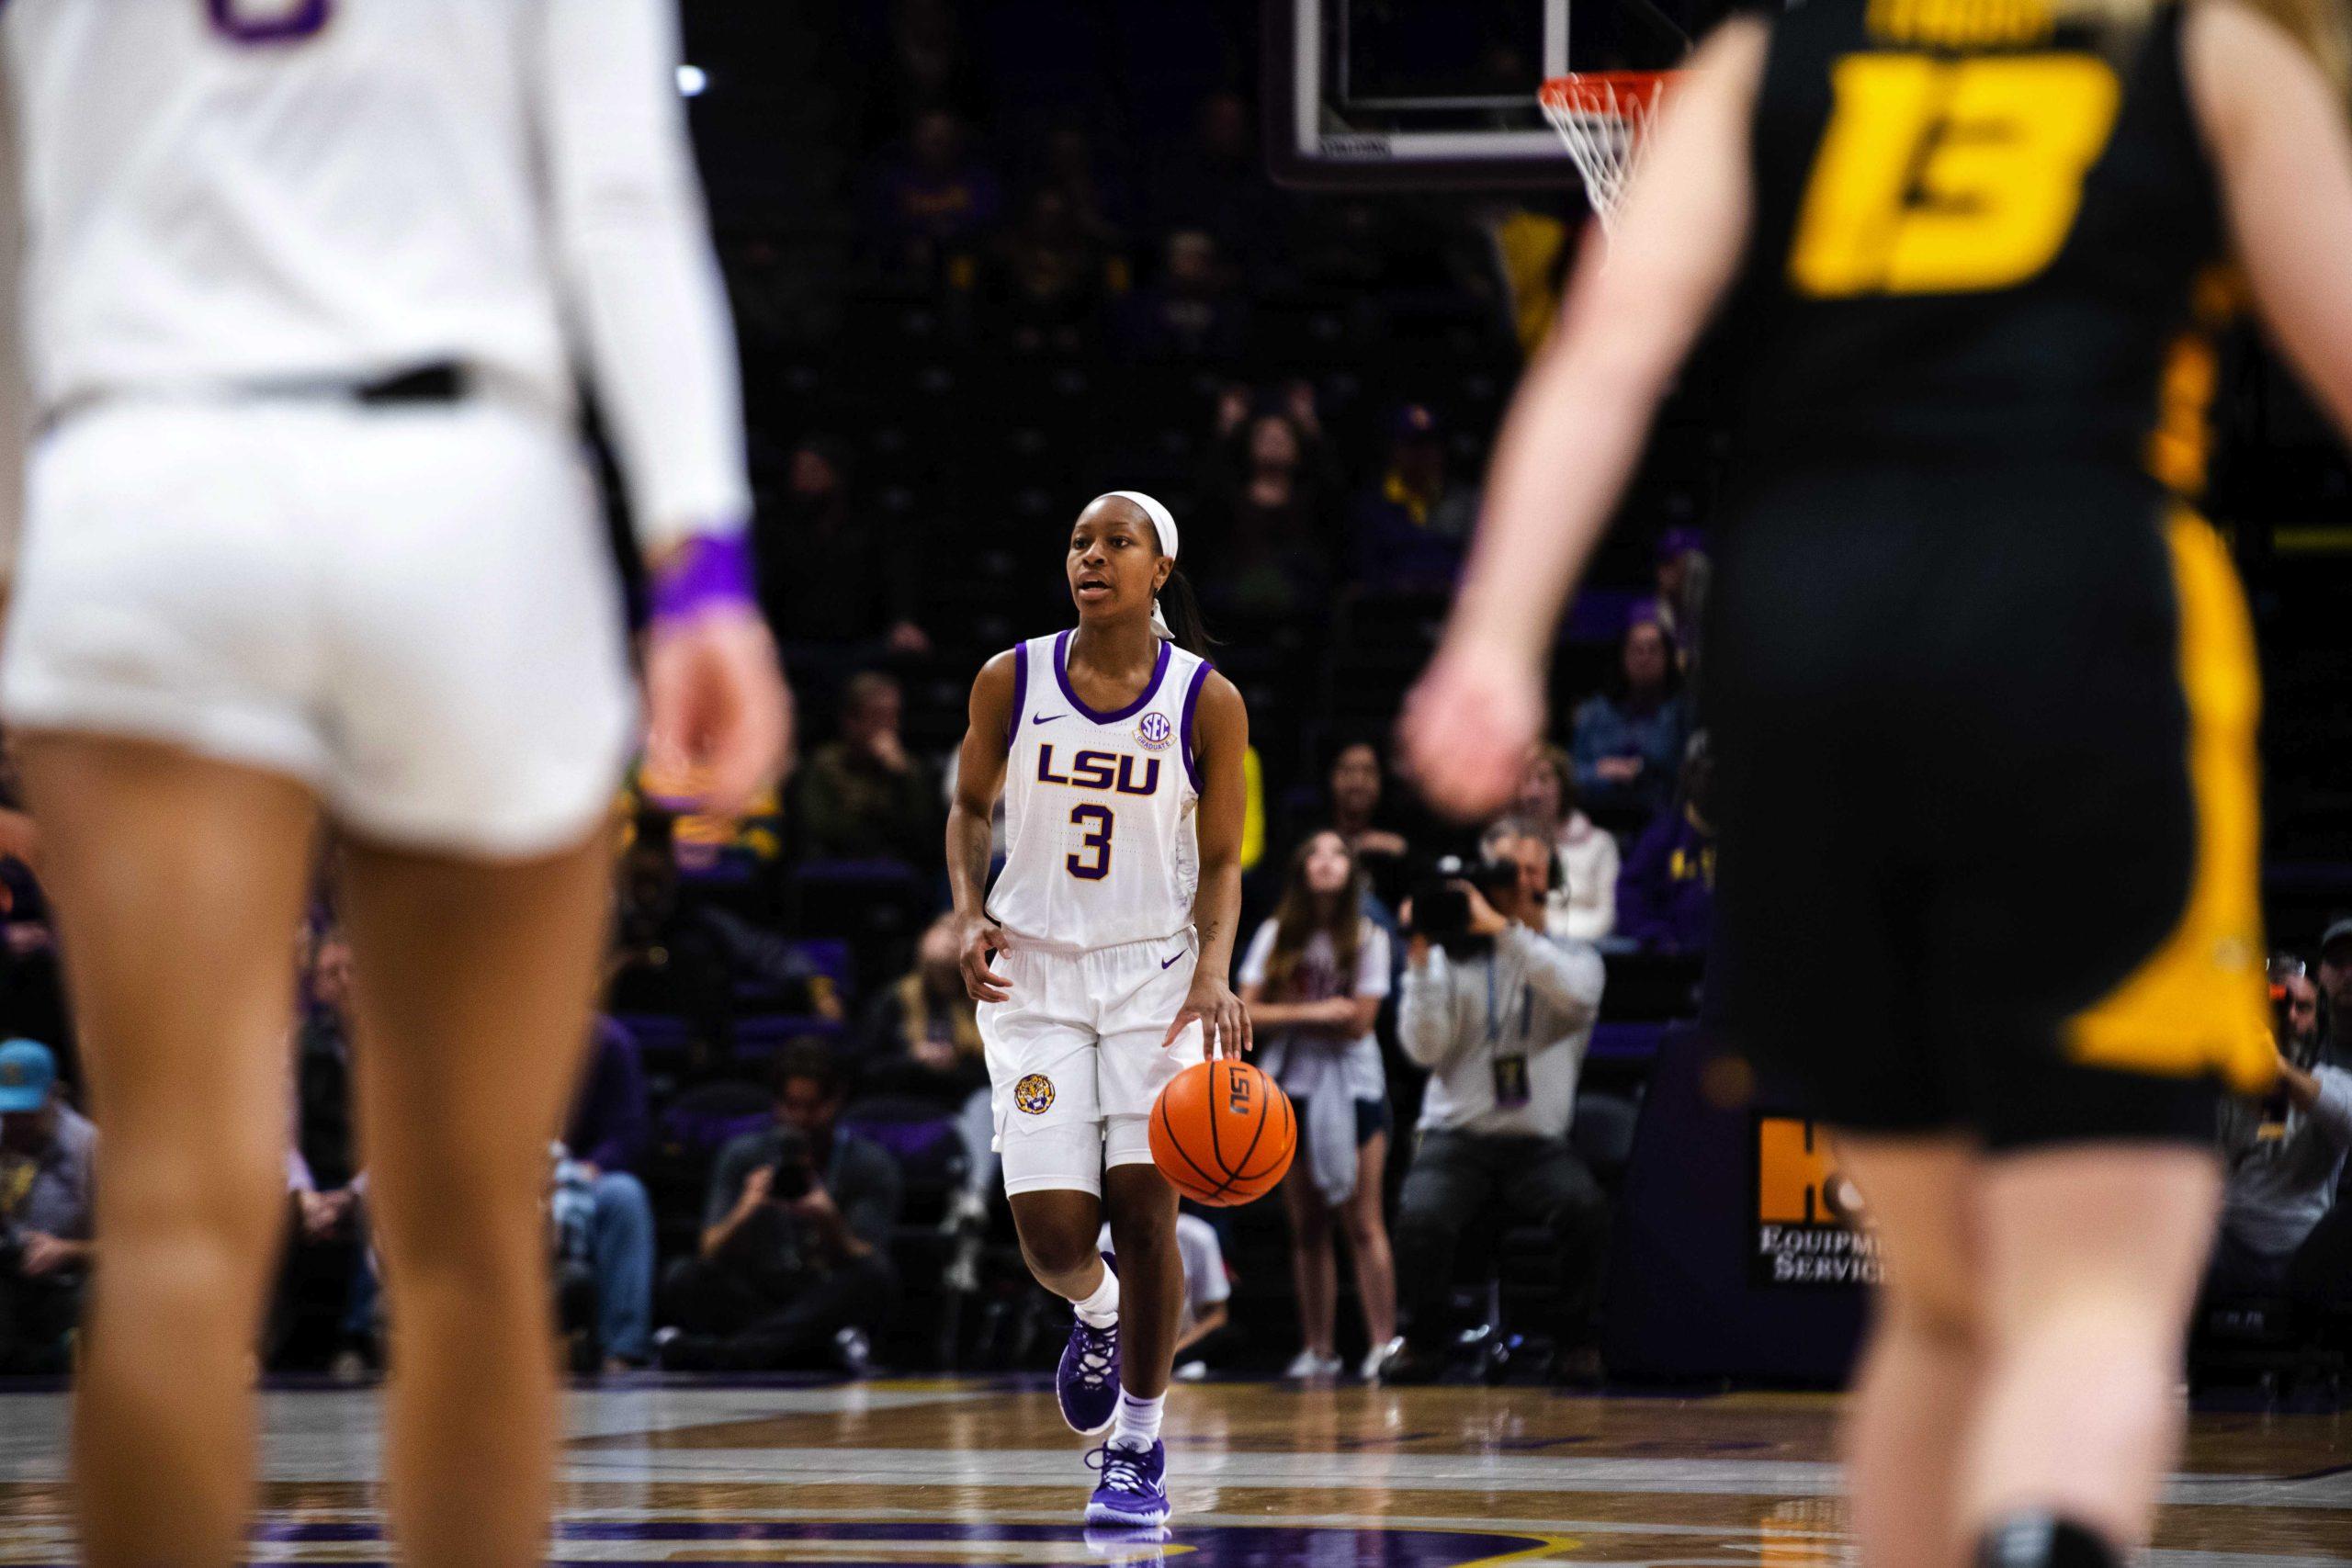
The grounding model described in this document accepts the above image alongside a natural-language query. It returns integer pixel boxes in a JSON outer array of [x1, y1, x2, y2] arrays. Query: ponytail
[[1157, 565, 1217, 659]]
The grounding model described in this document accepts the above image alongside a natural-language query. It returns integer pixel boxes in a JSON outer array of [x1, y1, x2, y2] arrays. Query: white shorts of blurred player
[[978, 932, 1206, 1197], [0, 397, 635, 858]]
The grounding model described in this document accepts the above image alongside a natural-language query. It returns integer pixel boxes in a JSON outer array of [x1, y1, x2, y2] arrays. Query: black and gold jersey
[[1730, 0, 2233, 491]]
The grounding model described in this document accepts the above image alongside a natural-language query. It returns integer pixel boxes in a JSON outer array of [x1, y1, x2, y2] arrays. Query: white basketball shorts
[[978, 931, 1207, 1197], [0, 398, 635, 857]]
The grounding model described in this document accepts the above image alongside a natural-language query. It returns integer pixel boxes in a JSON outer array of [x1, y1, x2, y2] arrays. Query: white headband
[[1097, 490, 1181, 639]]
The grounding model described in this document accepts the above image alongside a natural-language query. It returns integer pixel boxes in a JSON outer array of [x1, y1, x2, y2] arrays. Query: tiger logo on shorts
[[1013, 1073, 1056, 1114]]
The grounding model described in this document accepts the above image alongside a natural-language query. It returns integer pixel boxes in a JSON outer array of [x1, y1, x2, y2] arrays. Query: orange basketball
[[1149, 1059, 1295, 1207]]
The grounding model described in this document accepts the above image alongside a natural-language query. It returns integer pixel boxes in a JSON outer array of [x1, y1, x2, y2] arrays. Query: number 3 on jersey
[[1067, 805, 1114, 881], [1788, 53, 2120, 297], [209, 0, 332, 45]]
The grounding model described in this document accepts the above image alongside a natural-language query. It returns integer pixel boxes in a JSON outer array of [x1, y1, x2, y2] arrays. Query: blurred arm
[[539, 0, 751, 558]]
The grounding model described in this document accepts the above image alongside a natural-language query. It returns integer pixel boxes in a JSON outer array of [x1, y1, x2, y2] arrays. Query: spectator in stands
[[1569, 616, 1688, 820], [660, 1043, 902, 1371], [753, 435, 929, 660], [798, 671, 940, 863], [275, 926, 370, 1371], [0, 1039, 93, 1374], [1195, 410, 1331, 619], [1615, 733, 1716, 954], [1349, 404, 1476, 593], [995, 187, 1119, 355], [855, 911, 987, 1105], [562, 1020, 657, 1371], [865, 107, 1002, 290], [1388, 831, 1608, 1383], [1630, 527, 1709, 664], [1118, 229, 1248, 360], [2317, 917, 2352, 1060], [1153, 90, 1287, 278], [1101, 1212, 1234, 1382], [2210, 956, 2352, 1306], [1035, 123, 1131, 253], [1517, 745, 1618, 942], [1319, 740, 1410, 915], [1238, 830, 1398, 1382], [1326, 741, 1408, 864], [609, 830, 843, 1055]]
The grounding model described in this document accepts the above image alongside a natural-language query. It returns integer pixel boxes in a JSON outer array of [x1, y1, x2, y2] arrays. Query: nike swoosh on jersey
[[1160, 952, 1184, 969], [1033, 714, 1066, 725]]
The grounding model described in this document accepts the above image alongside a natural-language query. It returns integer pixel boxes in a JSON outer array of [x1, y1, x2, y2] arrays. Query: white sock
[[1073, 1266, 1120, 1328], [1110, 1390, 1163, 1450]]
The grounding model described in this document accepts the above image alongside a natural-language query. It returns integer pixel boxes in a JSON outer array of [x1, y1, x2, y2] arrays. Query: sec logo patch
[[1013, 1073, 1056, 1114], [1136, 712, 1173, 751]]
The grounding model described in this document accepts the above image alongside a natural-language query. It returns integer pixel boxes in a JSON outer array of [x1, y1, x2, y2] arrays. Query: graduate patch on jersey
[[1136, 712, 1173, 751], [1013, 1073, 1057, 1114]]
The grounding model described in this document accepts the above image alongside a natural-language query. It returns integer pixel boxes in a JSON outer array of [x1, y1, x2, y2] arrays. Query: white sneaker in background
[[1283, 1349, 1344, 1380], [1361, 1337, 1405, 1382]]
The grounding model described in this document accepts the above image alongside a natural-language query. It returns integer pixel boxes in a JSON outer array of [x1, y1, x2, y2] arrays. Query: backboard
[[1265, 0, 1702, 190]]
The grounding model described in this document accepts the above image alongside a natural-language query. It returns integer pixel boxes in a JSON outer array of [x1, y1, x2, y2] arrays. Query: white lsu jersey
[[987, 632, 1213, 953], [1, 0, 747, 550]]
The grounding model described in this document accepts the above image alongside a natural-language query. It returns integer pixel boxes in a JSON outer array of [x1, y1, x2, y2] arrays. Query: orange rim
[[1539, 71, 1677, 118]]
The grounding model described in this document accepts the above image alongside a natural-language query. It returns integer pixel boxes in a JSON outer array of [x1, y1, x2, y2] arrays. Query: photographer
[[658, 1043, 901, 1371], [0, 1038, 93, 1373], [2210, 951, 2352, 1307], [1385, 832, 1608, 1382]]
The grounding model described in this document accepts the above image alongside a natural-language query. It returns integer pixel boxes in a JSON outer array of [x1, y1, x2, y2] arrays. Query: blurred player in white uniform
[[945, 492, 1249, 1528], [0, 4, 786, 1564]]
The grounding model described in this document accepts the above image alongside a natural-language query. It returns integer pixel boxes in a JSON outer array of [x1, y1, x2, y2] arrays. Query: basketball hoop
[[1539, 73, 1677, 238]]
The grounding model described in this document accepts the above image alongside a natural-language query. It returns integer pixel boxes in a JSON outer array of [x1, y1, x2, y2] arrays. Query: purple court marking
[[97, 1517, 1554, 1567]]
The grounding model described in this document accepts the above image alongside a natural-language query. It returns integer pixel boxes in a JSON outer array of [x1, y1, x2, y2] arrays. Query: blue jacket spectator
[[560, 1020, 657, 1369], [1569, 617, 1688, 819], [0, 1039, 94, 1373]]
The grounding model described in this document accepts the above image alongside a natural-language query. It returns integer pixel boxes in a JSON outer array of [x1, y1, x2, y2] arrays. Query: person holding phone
[[657, 1043, 901, 1371]]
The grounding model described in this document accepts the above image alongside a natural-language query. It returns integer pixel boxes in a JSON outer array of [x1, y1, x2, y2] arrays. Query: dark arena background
[[5, 3, 2352, 1565]]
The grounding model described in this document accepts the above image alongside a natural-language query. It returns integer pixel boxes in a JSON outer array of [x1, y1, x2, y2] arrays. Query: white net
[[1539, 74, 1673, 238]]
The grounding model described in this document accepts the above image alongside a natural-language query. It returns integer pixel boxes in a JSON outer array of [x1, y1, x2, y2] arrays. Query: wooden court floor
[[3, 1377, 2350, 1564]]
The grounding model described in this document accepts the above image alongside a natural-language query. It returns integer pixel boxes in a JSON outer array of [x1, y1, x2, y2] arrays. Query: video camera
[[1408, 853, 1522, 955]]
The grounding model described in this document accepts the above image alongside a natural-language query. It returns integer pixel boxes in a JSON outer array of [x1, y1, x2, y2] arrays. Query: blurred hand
[[1164, 975, 1251, 1060], [911, 1035, 959, 1073], [1400, 634, 1544, 821], [1595, 756, 1644, 784], [785, 1181, 839, 1228], [886, 619, 933, 656], [1458, 882, 1510, 938], [19, 1231, 72, 1277], [644, 606, 791, 820], [735, 1164, 775, 1217], [958, 914, 1013, 1004], [865, 728, 910, 774]]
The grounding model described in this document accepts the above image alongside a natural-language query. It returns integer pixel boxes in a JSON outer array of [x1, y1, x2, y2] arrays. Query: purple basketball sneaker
[[1056, 1254, 1120, 1435], [1085, 1440, 1170, 1527]]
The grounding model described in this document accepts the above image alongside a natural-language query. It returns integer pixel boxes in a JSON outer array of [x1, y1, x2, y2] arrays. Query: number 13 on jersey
[[1788, 53, 2120, 297]]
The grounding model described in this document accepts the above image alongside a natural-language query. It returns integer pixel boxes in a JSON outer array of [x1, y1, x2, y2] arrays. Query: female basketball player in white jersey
[[946, 491, 1250, 1528], [0, 5, 786, 1566]]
